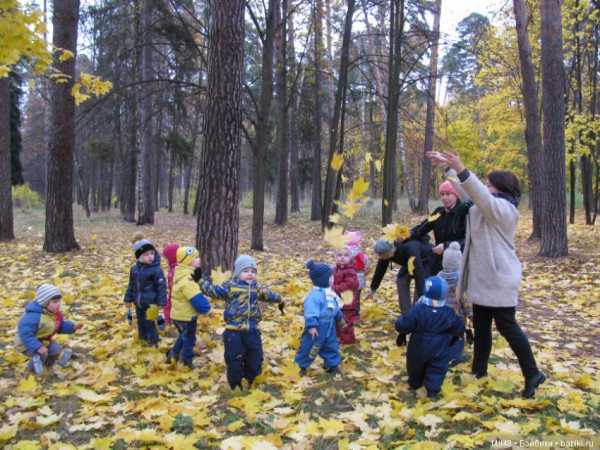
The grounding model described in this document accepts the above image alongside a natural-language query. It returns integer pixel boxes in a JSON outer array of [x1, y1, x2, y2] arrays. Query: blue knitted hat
[[423, 276, 449, 300], [306, 260, 332, 288]]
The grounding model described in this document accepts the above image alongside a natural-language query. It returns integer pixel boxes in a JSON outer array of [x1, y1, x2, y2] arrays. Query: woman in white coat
[[427, 151, 545, 399]]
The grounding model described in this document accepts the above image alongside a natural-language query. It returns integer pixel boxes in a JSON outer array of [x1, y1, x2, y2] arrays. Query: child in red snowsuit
[[333, 247, 360, 344], [344, 231, 369, 321]]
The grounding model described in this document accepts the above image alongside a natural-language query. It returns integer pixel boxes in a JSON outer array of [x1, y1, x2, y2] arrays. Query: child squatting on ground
[[15, 284, 82, 375], [166, 246, 211, 369], [200, 255, 284, 390], [395, 276, 464, 398], [295, 260, 347, 375], [124, 236, 167, 346]]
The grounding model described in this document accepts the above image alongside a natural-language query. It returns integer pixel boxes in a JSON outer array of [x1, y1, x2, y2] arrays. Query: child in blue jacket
[[395, 276, 464, 398], [124, 236, 167, 346], [295, 260, 346, 375], [15, 284, 81, 375], [200, 255, 284, 390]]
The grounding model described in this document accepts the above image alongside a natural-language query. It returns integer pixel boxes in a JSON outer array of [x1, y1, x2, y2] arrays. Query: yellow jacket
[[170, 266, 202, 322]]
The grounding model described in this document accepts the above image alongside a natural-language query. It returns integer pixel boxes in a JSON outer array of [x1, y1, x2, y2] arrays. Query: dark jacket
[[124, 253, 167, 308], [370, 240, 431, 295], [410, 201, 471, 273]]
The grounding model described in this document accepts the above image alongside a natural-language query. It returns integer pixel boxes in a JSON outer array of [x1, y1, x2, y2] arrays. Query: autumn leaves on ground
[[0, 207, 599, 450]]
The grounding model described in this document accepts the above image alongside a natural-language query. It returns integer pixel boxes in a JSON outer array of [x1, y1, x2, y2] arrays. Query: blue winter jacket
[[200, 278, 281, 331], [124, 253, 167, 308], [395, 300, 464, 364], [15, 302, 76, 354], [303, 287, 343, 330]]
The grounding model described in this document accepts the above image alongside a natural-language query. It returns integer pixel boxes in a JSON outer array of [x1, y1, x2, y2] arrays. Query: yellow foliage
[[382, 223, 410, 242], [330, 153, 344, 171], [324, 226, 351, 249]]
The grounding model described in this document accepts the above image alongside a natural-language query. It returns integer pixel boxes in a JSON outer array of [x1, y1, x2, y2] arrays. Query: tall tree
[[44, 0, 80, 252], [288, 4, 301, 213], [0, 77, 14, 241], [251, 0, 277, 250], [196, 0, 245, 272], [513, 0, 544, 240], [310, 0, 324, 221], [539, 0, 568, 256], [382, 0, 405, 225], [417, 0, 442, 214], [275, 0, 289, 225], [137, 0, 155, 225], [9, 71, 24, 185]]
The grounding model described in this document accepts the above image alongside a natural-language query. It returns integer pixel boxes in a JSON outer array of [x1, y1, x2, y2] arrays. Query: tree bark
[[513, 0, 544, 240], [0, 77, 14, 241], [539, 0, 568, 256], [310, 0, 324, 220], [43, 0, 80, 252], [196, 0, 245, 273], [251, 0, 277, 249], [137, 0, 154, 225], [289, 6, 301, 213], [275, 0, 289, 226], [417, 0, 442, 214]]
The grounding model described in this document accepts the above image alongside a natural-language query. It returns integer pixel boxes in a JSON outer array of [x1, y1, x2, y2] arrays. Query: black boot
[[396, 333, 407, 347], [522, 372, 546, 399]]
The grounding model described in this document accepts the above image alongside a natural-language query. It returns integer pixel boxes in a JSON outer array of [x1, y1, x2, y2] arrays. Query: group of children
[[16, 230, 472, 398]]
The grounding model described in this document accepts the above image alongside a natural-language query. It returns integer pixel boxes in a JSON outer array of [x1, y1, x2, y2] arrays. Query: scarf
[[493, 192, 520, 208]]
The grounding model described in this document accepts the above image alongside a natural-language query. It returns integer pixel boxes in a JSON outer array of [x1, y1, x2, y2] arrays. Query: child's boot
[[58, 349, 73, 368], [31, 354, 44, 376]]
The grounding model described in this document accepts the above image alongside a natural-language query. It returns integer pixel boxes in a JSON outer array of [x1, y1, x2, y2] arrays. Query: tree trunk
[[310, 0, 324, 221], [513, 0, 544, 240], [275, 0, 289, 226], [121, 103, 137, 222], [0, 77, 14, 241], [417, 0, 441, 214], [289, 7, 302, 213], [43, 0, 80, 252], [251, 0, 277, 249], [539, 0, 568, 257], [196, 0, 245, 273], [382, 0, 405, 226], [168, 142, 175, 212], [137, 0, 154, 225], [321, 0, 356, 229]]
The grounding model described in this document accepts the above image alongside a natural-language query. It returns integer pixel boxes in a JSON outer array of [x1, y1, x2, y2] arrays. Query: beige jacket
[[448, 169, 522, 309]]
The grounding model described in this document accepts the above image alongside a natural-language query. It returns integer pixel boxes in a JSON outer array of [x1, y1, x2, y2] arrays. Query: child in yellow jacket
[[166, 246, 211, 369]]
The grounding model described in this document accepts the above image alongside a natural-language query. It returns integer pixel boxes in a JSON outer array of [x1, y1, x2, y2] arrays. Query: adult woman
[[410, 181, 471, 274], [427, 151, 545, 398]]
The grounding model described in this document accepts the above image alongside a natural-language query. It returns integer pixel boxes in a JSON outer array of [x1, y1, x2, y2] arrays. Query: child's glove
[[396, 333, 407, 347], [147, 304, 159, 321], [157, 315, 166, 330], [278, 301, 285, 315], [126, 309, 133, 325], [465, 328, 474, 345]]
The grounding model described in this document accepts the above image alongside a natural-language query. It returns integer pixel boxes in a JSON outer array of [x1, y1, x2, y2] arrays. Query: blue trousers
[[172, 318, 197, 363], [223, 329, 263, 389], [295, 323, 341, 370], [135, 305, 159, 345]]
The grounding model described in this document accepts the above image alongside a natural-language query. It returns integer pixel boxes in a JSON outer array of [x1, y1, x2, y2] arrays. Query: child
[[437, 241, 472, 365], [162, 243, 180, 324], [124, 235, 167, 346], [394, 276, 464, 398], [15, 284, 81, 375], [332, 247, 359, 345], [344, 231, 369, 320], [200, 255, 284, 390], [167, 246, 211, 368], [295, 260, 346, 375]]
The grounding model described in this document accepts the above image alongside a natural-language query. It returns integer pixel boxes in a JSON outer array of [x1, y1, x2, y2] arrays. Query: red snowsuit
[[333, 263, 360, 344]]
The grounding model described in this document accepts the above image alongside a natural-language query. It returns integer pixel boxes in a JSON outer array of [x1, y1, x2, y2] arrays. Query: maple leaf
[[324, 226, 351, 249], [364, 152, 372, 163], [419, 414, 443, 429], [382, 223, 410, 242], [339, 200, 362, 219], [0, 424, 18, 443], [329, 213, 342, 224], [331, 153, 344, 171], [347, 177, 369, 201]]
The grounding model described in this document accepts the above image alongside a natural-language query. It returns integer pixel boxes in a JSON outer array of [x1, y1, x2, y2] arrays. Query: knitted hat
[[423, 276, 449, 300], [374, 239, 394, 256], [35, 284, 61, 307], [176, 246, 199, 266], [306, 260, 332, 288], [234, 255, 257, 278], [163, 243, 180, 269], [442, 241, 462, 272], [133, 239, 155, 259], [439, 180, 458, 197]]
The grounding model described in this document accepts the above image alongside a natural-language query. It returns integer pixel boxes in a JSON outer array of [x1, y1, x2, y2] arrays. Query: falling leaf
[[331, 153, 344, 171], [348, 177, 369, 201], [324, 226, 351, 249], [58, 48, 74, 61], [364, 152, 372, 163], [374, 160, 382, 172], [382, 223, 410, 242], [339, 200, 362, 219], [329, 213, 342, 224]]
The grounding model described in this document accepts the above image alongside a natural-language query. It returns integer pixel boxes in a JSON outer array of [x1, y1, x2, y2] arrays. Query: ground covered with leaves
[[1, 207, 599, 449]]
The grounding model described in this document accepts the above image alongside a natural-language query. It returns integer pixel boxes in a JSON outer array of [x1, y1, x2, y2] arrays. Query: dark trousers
[[472, 304, 539, 379], [172, 317, 197, 363], [135, 305, 159, 345], [223, 329, 263, 389], [396, 274, 419, 315]]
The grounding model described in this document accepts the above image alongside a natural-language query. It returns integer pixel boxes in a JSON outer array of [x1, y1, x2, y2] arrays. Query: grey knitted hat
[[234, 255, 257, 278], [442, 241, 462, 272], [35, 284, 62, 307], [374, 239, 394, 256], [133, 239, 155, 259]]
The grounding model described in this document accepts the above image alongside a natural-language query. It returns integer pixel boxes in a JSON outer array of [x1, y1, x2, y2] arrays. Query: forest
[[1, 0, 600, 449]]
